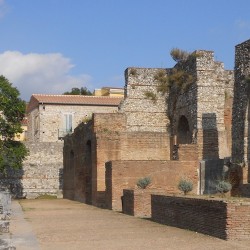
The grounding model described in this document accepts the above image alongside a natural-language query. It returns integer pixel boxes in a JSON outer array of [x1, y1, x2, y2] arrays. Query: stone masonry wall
[[105, 160, 198, 211], [0, 141, 63, 198], [151, 195, 250, 240], [119, 67, 169, 132], [232, 39, 250, 166], [170, 51, 233, 160], [28, 103, 119, 142], [195, 51, 234, 159]]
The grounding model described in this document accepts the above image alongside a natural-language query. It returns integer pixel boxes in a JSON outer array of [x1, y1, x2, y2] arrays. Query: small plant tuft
[[215, 180, 232, 196], [178, 178, 193, 195], [170, 48, 190, 62], [130, 68, 137, 76], [154, 69, 169, 94], [144, 91, 157, 103], [35, 194, 57, 199], [137, 177, 152, 189]]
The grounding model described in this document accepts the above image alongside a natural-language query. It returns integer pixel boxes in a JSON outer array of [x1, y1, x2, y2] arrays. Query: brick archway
[[177, 115, 192, 144]]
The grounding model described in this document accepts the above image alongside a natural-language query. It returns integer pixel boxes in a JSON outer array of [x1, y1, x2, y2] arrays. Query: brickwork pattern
[[151, 195, 250, 240], [122, 189, 166, 218], [105, 160, 198, 211]]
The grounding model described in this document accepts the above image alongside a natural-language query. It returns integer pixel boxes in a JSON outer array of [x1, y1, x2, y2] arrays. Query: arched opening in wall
[[177, 115, 192, 144], [85, 140, 92, 204]]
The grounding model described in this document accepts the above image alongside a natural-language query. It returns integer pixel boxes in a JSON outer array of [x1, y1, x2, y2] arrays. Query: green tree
[[63, 87, 93, 95], [0, 75, 28, 173]]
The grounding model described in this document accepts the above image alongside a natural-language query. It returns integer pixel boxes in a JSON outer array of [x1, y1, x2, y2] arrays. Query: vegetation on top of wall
[[154, 49, 196, 96], [154, 69, 170, 94], [129, 68, 137, 76], [170, 48, 190, 62], [170, 48, 201, 63], [136, 177, 152, 189], [178, 178, 193, 195], [168, 68, 195, 92]]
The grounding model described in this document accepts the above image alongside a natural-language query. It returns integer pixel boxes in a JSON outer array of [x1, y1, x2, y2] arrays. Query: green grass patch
[[35, 194, 57, 199]]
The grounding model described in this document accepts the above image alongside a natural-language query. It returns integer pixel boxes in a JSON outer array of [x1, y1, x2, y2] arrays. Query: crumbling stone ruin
[[63, 48, 234, 209], [0, 190, 14, 249], [232, 39, 250, 195]]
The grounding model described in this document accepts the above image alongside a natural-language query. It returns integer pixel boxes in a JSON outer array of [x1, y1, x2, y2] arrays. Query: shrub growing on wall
[[178, 178, 193, 195], [215, 180, 232, 196], [136, 177, 151, 189]]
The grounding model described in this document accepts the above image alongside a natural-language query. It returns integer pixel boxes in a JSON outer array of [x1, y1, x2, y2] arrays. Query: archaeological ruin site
[[1, 38, 250, 241]]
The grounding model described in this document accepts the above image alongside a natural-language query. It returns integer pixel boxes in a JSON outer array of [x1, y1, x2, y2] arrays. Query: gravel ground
[[8, 199, 250, 250]]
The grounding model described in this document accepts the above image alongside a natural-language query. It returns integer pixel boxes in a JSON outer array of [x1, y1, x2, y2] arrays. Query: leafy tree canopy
[[0, 75, 28, 173], [63, 87, 93, 96]]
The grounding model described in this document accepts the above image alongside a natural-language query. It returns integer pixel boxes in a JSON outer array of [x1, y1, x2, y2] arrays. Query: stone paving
[[6, 199, 250, 249]]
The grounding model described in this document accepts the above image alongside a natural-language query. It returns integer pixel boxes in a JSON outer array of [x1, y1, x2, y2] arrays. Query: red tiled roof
[[27, 94, 123, 113]]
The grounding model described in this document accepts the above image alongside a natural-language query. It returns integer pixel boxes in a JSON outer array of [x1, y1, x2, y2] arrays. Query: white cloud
[[0, 51, 93, 101]]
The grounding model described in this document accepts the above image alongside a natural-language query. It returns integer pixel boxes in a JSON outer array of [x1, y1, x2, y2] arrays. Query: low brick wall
[[106, 160, 198, 211], [122, 189, 166, 218], [151, 195, 250, 240]]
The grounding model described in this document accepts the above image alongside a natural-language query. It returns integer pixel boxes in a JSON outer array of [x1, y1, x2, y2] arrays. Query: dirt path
[[10, 199, 249, 250]]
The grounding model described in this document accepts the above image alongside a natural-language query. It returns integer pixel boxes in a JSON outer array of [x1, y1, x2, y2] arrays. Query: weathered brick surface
[[151, 195, 250, 240], [178, 144, 198, 161], [106, 160, 198, 211], [64, 113, 171, 207], [122, 189, 166, 218]]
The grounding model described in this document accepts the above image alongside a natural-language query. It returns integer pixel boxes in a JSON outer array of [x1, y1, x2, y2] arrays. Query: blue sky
[[0, 0, 249, 101]]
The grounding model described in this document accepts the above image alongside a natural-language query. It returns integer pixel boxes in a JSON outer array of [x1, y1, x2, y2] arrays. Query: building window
[[34, 115, 39, 134], [58, 113, 73, 139], [64, 113, 72, 133]]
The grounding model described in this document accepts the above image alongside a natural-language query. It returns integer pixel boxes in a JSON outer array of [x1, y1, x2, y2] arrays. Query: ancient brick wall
[[0, 142, 63, 198], [122, 189, 166, 218], [151, 195, 250, 240], [105, 160, 198, 211], [63, 113, 171, 207], [63, 121, 94, 203]]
